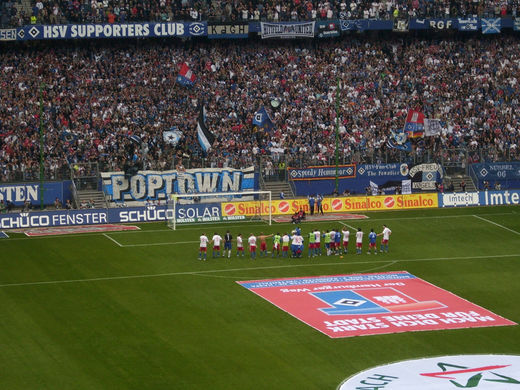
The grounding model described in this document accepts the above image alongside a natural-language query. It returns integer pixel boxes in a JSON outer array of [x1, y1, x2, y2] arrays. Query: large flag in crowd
[[252, 106, 275, 132], [197, 104, 215, 154], [403, 109, 425, 138], [176, 62, 196, 87], [387, 129, 412, 152]]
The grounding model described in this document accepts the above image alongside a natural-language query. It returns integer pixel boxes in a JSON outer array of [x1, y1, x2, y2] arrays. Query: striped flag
[[197, 104, 215, 154]]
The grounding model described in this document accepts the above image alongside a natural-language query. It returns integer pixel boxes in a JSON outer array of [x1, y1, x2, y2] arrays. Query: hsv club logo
[[339, 355, 520, 389]]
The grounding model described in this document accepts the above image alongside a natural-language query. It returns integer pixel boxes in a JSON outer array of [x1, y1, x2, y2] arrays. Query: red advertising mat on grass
[[237, 272, 516, 338], [25, 224, 140, 236]]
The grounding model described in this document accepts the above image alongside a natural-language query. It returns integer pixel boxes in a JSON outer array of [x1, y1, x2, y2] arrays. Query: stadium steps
[[261, 181, 295, 199], [448, 175, 477, 192], [76, 190, 108, 209], [16, 0, 32, 17]]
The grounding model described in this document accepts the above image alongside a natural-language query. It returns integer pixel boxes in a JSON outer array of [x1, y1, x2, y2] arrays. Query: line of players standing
[[198, 225, 391, 260]]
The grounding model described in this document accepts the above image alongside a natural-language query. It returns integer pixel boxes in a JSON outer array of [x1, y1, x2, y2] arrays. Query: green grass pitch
[[1, 205, 519, 389]]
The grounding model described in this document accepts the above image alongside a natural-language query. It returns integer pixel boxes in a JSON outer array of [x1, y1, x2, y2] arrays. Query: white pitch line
[[473, 215, 520, 236], [0, 253, 519, 288], [339, 221, 357, 231], [122, 240, 199, 247], [103, 233, 123, 247]]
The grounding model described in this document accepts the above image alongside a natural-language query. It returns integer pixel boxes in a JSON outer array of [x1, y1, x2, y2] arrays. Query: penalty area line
[[0, 253, 519, 288], [103, 233, 123, 247], [473, 215, 520, 236]]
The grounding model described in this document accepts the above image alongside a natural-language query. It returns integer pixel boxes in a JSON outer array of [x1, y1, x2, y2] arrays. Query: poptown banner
[[101, 166, 256, 202]]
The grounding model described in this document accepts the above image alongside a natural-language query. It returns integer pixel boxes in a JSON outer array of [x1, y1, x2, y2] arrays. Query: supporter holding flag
[[252, 106, 275, 132], [404, 109, 425, 138], [176, 62, 196, 87]]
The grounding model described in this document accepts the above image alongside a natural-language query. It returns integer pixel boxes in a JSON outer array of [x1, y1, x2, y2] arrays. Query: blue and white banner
[[481, 18, 501, 34], [515, 18, 520, 31], [439, 192, 480, 208], [260, 22, 315, 39], [101, 166, 256, 202], [339, 20, 364, 31], [14, 22, 207, 41], [0, 181, 71, 206], [425, 18, 456, 30], [458, 17, 479, 31], [472, 163, 520, 181], [480, 190, 520, 206], [0, 203, 229, 229]]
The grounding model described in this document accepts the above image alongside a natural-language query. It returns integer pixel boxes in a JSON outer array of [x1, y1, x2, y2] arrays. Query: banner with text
[[260, 22, 315, 39], [12, 22, 207, 41], [238, 272, 515, 338], [101, 166, 256, 202], [289, 163, 443, 196]]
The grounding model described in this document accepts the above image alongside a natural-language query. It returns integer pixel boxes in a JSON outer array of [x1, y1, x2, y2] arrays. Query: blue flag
[[387, 130, 412, 152], [481, 18, 501, 34], [252, 106, 274, 132]]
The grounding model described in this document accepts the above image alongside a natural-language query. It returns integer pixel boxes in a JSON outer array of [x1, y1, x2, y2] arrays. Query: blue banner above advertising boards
[[11, 21, 207, 41], [470, 162, 520, 189], [0, 181, 72, 206], [289, 163, 443, 196], [101, 166, 256, 202]]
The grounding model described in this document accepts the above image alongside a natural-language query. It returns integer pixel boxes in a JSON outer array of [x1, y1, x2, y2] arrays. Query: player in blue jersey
[[367, 228, 378, 255], [334, 228, 342, 255]]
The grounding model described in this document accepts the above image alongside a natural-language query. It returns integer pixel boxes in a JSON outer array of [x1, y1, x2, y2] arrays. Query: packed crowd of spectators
[[1, 35, 520, 182], [2, 0, 520, 28]]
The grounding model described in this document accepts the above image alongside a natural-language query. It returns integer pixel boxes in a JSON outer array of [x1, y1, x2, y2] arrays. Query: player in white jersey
[[248, 233, 257, 259], [199, 233, 209, 260], [236, 234, 245, 257], [281, 233, 290, 258], [212, 232, 223, 258], [378, 224, 392, 253], [355, 228, 363, 255], [327, 229, 335, 256], [291, 233, 304, 258], [342, 228, 350, 254], [314, 229, 321, 256]]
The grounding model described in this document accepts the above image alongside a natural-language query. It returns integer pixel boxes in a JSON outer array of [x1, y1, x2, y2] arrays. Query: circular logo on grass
[[338, 355, 520, 389]]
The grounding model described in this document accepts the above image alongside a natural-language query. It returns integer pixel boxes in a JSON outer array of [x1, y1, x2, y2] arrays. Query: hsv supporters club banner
[[238, 272, 515, 338]]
